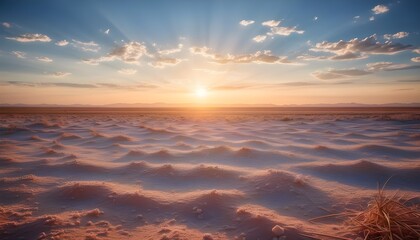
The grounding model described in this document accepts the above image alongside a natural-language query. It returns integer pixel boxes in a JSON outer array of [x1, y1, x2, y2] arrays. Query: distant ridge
[[1, 102, 420, 108]]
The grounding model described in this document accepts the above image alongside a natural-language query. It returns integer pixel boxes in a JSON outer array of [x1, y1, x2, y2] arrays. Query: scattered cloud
[[2, 22, 11, 28], [268, 26, 304, 36], [191, 47, 294, 65], [2, 81, 156, 90], [118, 68, 137, 75], [369, 16, 375, 21], [55, 40, 69, 46], [262, 20, 280, 27], [353, 16, 360, 22], [6, 33, 51, 43], [149, 57, 182, 68], [36, 56, 53, 63], [253, 35, 267, 43], [411, 57, 420, 62], [72, 39, 100, 52], [158, 44, 183, 55], [413, 49, 420, 54], [367, 61, 420, 71], [84, 41, 148, 65], [383, 31, 409, 40], [313, 61, 420, 80], [372, 5, 389, 15], [11, 51, 26, 59], [313, 16, 318, 21], [49, 72, 71, 77], [239, 20, 255, 26], [104, 29, 110, 34], [311, 35, 412, 59], [312, 69, 371, 80]]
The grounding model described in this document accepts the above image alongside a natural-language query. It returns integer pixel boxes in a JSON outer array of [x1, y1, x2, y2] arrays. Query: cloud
[[104, 29, 110, 34], [297, 52, 367, 61], [311, 35, 412, 59], [84, 41, 148, 65], [412, 57, 420, 63], [353, 16, 360, 22], [313, 16, 318, 21], [312, 69, 371, 80], [72, 39, 100, 52], [262, 20, 280, 27], [2, 81, 156, 90], [267, 26, 304, 36], [239, 20, 255, 26], [149, 57, 182, 68], [118, 68, 137, 75], [6, 33, 51, 43], [55, 40, 69, 46], [11, 51, 26, 59], [36, 56, 53, 63], [49, 72, 71, 77], [413, 49, 420, 54], [366, 61, 420, 71], [191, 47, 294, 65], [372, 5, 389, 14], [313, 62, 420, 80], [384, 32, 409, 40], [253, 35, 267, 43], [157, 44, 183, 55], [2, 22, 11, 28], [369, 16, 375, 21]]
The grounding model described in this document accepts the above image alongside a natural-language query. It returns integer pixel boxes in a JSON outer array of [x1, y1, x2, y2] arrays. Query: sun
[[195, 87, 208, 98]]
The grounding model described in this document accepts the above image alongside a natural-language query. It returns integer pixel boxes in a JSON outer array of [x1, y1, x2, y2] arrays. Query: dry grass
[[344, 186, 420, 240], [307, 182, 420, 240]]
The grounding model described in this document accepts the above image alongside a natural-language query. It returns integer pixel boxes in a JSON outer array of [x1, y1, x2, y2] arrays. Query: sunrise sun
[[195, 87, 208, 98]]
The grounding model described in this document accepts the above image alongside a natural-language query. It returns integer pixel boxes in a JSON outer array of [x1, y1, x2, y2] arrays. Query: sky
[[0, 0, 419, 106]]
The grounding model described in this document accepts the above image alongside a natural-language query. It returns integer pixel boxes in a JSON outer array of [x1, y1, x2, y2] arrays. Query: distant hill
[[1, 102, 420, 108]]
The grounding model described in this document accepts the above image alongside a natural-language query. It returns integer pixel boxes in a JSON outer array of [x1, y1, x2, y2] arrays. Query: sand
[[0, 108, 419, 240]]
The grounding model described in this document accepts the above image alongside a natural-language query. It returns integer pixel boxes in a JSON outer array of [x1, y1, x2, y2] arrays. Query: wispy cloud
[[149, 57, 182, 68], [239, 20, 255, 26], [190, 47, 294, 65], [6, 33, 51, 42], [55, 40, 69, 46], [310, 35, 412, 60], [49, 72, 71, 77], [11, 51, 26, 59], [72, 39, 100, 52], [366, 62, 420, 71], [2, 81, 156, 90], [2, 22, 11, 28], [313, 16, 318, 21], [118, 68, 137, 75], [411, 57, 420, 63], [157, 44, 183, 55], [36, 56, 53, 63], [372, 5, 389, 15], [253, 35, 267, 43], [104, 29, 110, 34], [84, 41, 147, 65], [262, 20, 280, 27], [383, 32, 409, 40], [313, 61, 420, 80], [312, 69, 371, 80]]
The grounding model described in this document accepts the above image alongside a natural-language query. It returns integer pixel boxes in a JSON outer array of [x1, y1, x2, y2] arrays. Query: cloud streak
[[6, 33, 51, 42], [1, 81, 156, 90], [239, 20, 255, 26], [72, 39, 100, 52]]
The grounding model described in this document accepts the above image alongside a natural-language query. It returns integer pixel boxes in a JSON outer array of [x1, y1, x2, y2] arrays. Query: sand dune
[[0, 109, 419, 239]]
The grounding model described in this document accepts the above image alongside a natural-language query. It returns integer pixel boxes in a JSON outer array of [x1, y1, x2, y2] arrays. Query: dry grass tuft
[[307, 181, 420, 240], [344, 186, 420, 240]]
